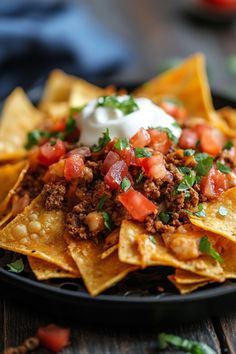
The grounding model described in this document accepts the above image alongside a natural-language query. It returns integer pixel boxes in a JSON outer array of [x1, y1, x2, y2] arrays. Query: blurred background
[[0, 0, 235, 101]]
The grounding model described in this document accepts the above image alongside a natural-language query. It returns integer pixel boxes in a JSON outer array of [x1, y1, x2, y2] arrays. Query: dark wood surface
[[1, 0, 236, 352]]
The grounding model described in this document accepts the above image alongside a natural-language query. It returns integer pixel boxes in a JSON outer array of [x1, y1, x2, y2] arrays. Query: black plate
[[0, 92, 236, 325]]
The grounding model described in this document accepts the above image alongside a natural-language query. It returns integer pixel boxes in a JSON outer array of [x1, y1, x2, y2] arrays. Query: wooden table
[[1, 0, 236, 352]]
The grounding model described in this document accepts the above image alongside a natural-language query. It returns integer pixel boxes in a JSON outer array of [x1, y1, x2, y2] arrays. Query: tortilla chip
[[168, 275, 209, 294], [134, 53, 214, 120], [69, 80, 104, 108], [0, 161, 29, 214], [210, 111, 236, 138], [41, 101, 69, 123], [0, 88, 43, 158], [220, 241, 236, 279], [101, 244, 118, 260], [119, 220, 224, 281], [0, 195, 78, 273], [190, 187, 236, 243], [28, 256, 80, 281], [65, 233, 136, 296], [174, 269, 210, 284]]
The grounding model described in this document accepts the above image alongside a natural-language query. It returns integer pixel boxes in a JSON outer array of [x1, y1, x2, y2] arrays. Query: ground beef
[[42, 181, 66, 210], [16, 167, 45, 199]]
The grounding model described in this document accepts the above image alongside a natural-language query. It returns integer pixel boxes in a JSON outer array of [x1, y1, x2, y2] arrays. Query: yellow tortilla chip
[[0, 161, 29, 214], [210, 111, 236, 138], [168, 275, 209, 294], [174, 269, 210, 284], [65, 233, 136, 296], [190, 187, 236, 243], [119, 220, 224, 281], [101, 244, 118, 260], [69, 80, 104, 108], [134, 53, 214, 120], [41, 101, 69, 123], [28, 256, 80, 281], [0, 195, 77, 273], [220, 241, 236, 279], [0, 88, 43, 158]]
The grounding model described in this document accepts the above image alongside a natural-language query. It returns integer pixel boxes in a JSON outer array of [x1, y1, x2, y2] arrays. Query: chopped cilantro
[[114, 138, 130, 151], [158, 333, 216, 354], [195, 203, 206, 217], [121, 177, 131, 192], [24, 130, 48, 149], [103, 212, 113, 231], [50, 140, 57, 146], [224, 140, 233, 150], [65, 116, 77, 133], [149, 235, 157, 245], [216, 161, 231, 174], [218, 206, 228, 216], [184, 191, 191, 200], [135, 171, 144, 184], [177, 170, 196, 192], [7, 258, 24, 273], [91, 128, 111, 152], [97, 95, 139, 115], [172, 121, 180, 128], [151, 127, 178, 144], [159, 211, 170, 224], [184, 149, 195, 156], [178, 166, 192, 174], [194, 153, 213, 176], [97, 194, 107, 211], [134, 147, 152, 158], [199, 236, 223, 263]]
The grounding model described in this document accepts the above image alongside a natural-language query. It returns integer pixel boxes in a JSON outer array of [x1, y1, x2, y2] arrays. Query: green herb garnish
[[218, 206, 228, 216], [91, 128, 111, 152], [50, 140, 57, 146], [178, 166, 192, 174], [135, 171, 144, 184], [103, 212, 113, 231], [184, 149, 195, 156], [172, 121, 180, 128], [97, 95, 139, 115], [121, 177, 131, 192], [97, 194, 107, 211], [199, 236, 223, 263], [24, 130, 48, 149], [149, 235, 157, 245], [65, 116, 77, 133], [194, 153, 213, 176], [159, 211, 170, 224], [7, 258, 24, 273], [177, 170, 196, 192], [151, 127, 178, 144], [224, 140, 233, 150], [195, 203, 206, 217], [158, 333, 216, 354], [216, 161, 231, 174], [134, 147, 152, 158], [114, 138, 130, 151]]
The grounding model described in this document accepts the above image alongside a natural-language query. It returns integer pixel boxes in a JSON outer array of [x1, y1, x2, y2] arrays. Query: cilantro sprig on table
[[7, 258, 24, 273]]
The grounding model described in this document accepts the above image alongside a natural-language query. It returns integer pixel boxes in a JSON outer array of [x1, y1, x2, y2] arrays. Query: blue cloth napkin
[[0, 0, 133, 100]]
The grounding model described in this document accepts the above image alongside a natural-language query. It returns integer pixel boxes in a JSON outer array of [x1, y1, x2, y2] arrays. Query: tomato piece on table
[[118, 189, 157, 221], [64, 155, 84, 181], [104, 160, 128, 190], [38, 139, 66, 166], [36, 324, 71, 353], [147, 129, 171, 154], [141, 153, 168, 179], [178, 128, 198, 149], [130, 128, 151, 148], [102, 151, 120, 174], [200, 167, 229, 199]]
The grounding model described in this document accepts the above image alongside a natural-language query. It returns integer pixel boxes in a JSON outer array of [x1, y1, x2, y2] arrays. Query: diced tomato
[[104, 160, 128, 190], [130, 128, 151, 148], [102, 151, 120, 175], [38, 139, 66, 166], [115, 147, 136, 166], [51, 120, 66, 132], [118, 189, 157, 221], [178, 128, 198, 149], [200, 167, 229, 199], [159, 100, 188, 123], [64, 155, 84, 181], [147, 129, 172, 154], [141, 153, 168, 179], [200, 128, 224, 157], [36, 324, 71, 353]]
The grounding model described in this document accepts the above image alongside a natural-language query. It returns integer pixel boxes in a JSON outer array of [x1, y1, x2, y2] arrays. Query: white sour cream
[[78, 96, 182, 146]]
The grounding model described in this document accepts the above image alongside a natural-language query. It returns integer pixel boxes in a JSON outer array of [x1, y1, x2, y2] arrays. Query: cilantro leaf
[[199, 236, 223, 263], [135, 171, 144, 184], [134, 147, 152, 158], [151, 127, 178, 144], [177, 170, 196, 192], [149, 235, 157, 245], [178, 166, 192, 174], [91, 128, 111, 152], [24, 130, 48, 149], [103, 212, 113, 231], [158, 333, 216, 354], [121, 177, 131, 192], [97, 194, 107, 211], [218, 206, 228, 216], [97, 95, 139, 115], [194, 153, 213, 176], [50, 140, 57, 146], [195, 203, 206, 217], [159, 211, 170, 224], [7, 258, 24, 273], [172, 121, 180, 128], [65, 116, 77, 133], [216, 161, 231, 174], [114, 138, 130, 151], [224, 140, 233, 150], [184, 149, 195, 156]]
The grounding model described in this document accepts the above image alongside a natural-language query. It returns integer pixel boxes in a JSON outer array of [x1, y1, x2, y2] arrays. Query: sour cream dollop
[[78, 96, 182, 146]]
